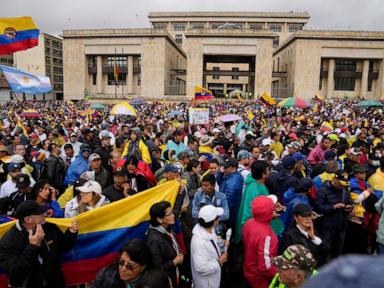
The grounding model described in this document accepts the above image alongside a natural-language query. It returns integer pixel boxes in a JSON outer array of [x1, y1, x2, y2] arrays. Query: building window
[[92, 73, 96, 85], [89, 56, 97, 65], [269, 23, 282, 32], [334, 59, 357, 91], [230, 22, 244, 28], [45, 56, 50, 64], [191, 22, 206, 29], [173, 23, 186, 31], [213, 67, 220, 79], [175, 34, 183, 44], [211, 22, 224, 29], [232, 67, 239, 80], [107, 56, 127, 66], [153, 22, 167, 30], [250, 23, 264, 30], [45, 47, 50, 54], [273, 36, 279, 48], [53, 67, 63, 74], [288, 23, 304, 32], [108, 73, 126, 85]]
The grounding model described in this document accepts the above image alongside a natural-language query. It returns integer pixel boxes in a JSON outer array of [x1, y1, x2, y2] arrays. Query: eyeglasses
[[83, 149, 92, 153], [118, 258, 140, 271]]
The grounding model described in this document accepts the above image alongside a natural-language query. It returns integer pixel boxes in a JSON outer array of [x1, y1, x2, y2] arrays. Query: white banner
[[189, 108, 209, 125]]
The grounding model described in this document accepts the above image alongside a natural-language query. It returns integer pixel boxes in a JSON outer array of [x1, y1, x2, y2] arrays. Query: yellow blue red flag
[[194, 86, 214, 100], [0, 181, 180, 286], [0, 17, 39, 55]]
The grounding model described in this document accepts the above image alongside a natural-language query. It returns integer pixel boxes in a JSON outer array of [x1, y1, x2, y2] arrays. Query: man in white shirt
[[61, 132, 82, 157], [0, 163, 35, 198]]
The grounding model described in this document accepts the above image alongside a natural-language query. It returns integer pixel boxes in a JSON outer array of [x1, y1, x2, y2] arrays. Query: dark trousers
[[343, 221, 368, 254], [322, 227, 347, 261]]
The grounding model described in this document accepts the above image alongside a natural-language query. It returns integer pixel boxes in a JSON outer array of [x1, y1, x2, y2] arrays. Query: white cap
[[194, 131, 202, 138], [267, 194, 278, 204], [77, 180, 102, 194], [89, 153, 101, 162], [10, 154, 24, 164], [262, 138, 272, 146], [80, 171, 95, 181], [99, 130, 111, 140], [212, 128, 221, 133], [198, 205, 224, 222]]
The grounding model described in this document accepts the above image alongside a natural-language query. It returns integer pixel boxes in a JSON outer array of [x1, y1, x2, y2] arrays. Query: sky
[[3, 0, 384, 36]]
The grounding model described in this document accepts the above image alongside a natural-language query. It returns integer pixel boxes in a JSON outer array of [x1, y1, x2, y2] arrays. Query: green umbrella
[[91, 103, 105, 110], [357, 100, 384, 107]]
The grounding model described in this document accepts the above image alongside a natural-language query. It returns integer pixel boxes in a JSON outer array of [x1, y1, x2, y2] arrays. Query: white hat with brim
[[198, 205, 224, 222], [199, 135, 213, 146], [76, 180, 102, 195]]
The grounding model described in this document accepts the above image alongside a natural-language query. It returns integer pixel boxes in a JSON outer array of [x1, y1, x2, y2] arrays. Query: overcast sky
[[3, 0, 384, 36]]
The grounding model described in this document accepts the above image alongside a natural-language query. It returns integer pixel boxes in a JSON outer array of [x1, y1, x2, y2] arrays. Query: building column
[[326, 59, 335, 98], [361, 60, 369, 98], [96, 56, 103, 94], [127, 55, 134, 95], [376, 59, 384, 99], [224, 83, 228, 97]]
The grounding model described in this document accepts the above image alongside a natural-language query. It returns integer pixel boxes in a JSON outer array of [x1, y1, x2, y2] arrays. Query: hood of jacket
[[192, 223, 216, 241], [251, 195, 275, 224], [283, 187, 297, 204], [244, 173, 257, 185], [277, 168, 293, 182]]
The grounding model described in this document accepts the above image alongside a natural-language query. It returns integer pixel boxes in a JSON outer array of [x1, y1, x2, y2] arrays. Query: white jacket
[[64, 194, 109, 218], [190, 224, 222, 288]]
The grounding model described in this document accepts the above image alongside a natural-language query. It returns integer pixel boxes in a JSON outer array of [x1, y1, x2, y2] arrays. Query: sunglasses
[[83, 149, 92, 153], [118, 258, 139, 271]]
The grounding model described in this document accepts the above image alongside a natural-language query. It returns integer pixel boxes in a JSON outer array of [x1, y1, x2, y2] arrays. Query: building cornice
[[148, 11, 310, 19]]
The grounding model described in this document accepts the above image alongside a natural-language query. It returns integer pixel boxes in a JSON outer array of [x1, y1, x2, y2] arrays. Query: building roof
[[148, 11, 310, 19], [274, 30, 384, 55], [185, 28, 276, 38], [61, 28, 186, 57]]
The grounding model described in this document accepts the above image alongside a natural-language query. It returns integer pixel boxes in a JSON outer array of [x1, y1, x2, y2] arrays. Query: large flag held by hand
[[0, 181, 180, 287], [0, 17, 39, 55], [0, 65, 52, 94]]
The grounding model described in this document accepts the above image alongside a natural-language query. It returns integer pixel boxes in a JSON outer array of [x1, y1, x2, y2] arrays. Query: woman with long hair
[[31, 179, 63, 218]]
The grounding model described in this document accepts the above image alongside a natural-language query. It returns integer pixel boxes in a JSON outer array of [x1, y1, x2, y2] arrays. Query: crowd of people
[[0, 98, 383, 288]]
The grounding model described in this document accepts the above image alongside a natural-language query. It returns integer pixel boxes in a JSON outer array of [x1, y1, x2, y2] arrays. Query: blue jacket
[[281, 187, 311, 229], [216, 171, 244, 224], [192, 190, 230, 221], [64, 154, 88, 186]]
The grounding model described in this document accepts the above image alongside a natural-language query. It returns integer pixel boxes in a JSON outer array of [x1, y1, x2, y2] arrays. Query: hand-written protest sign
[[189, 108, 209, 125]]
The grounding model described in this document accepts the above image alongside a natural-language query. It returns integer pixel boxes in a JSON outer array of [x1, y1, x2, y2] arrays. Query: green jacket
[[235, 173, 284, 243], [269, 270, 318, 288]]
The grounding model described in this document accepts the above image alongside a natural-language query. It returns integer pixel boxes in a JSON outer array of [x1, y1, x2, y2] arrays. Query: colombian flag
[[0, 17, 39, 55], [194, 86, 214, 100], [0, 181, 180, 287]]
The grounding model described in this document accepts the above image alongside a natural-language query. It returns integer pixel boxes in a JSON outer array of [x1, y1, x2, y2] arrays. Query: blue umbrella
[[129, 98, 146, 106], [167, 111, 181, 117]]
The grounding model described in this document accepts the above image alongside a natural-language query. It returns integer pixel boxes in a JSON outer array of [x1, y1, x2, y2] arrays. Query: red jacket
[[242, 196, 278, 288]]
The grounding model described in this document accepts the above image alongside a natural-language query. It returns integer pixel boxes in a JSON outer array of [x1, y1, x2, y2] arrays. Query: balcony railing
[[320, 68, 328, 78], [334, 70, 362, 78], [88, 64, 138, 74], [369, 70, 379, 79], [272, 71, 287, 78]]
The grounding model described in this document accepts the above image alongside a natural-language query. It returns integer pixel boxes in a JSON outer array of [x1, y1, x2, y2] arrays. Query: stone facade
[[273, 31, 384, 99]]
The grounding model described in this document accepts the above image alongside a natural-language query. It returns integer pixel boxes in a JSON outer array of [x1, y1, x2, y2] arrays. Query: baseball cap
[[353, 165, 368, 174], [164, 164, 180, 173], [273, 245, 316, 271], [212, 128, 221, 133], [198, 205, 224, 222], [7, 162, 22, 172], [295, 178, 313, 193], [293, 203, 312, 217], [223, 158, 238, 169], [350, 147, 362, 156], [335, 170, 350, 185], [10, 154, 24, 164], [282, 155, 296, 169], [237, 150, 252, 161], [114, 166, 127, 176], [288, 133, 299, 141], [89, 153, 101, 162], [15, 200, 47, 220], [288, 141, 301, 150], [303, 255, 384, 288], [262, 138, 272, 146], [99, 131, 111, 140], [70, 132, 77, 137], [77, 180, 102, 194], [292, 152, 306, 163], [328, 134, 340, 142], [16, 174, 31, 189]]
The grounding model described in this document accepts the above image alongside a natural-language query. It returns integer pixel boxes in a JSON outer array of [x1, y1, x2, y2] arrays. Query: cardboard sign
[[189, 108, 209, 125]]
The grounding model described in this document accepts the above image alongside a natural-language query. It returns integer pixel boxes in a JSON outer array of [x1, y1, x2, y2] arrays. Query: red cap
[[341, 127, 348, 133], [29, 133, 39, 139], [289, 133, 299, 141]]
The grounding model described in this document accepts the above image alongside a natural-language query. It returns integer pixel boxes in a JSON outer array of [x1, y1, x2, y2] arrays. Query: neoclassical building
[[62, 12, 384, 101]]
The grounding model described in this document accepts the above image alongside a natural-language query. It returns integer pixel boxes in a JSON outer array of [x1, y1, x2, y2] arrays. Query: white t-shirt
[[0, 178, 36, 198]]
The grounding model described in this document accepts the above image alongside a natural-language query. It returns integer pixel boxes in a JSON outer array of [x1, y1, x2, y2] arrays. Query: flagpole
[[122, 48, 124, 99]]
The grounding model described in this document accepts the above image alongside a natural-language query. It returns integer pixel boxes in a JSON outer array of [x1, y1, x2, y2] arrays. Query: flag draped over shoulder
[[0, 181, 180, 287], [0, 17, 39, 55], [194, 86, 214, 100], [0, 65, 52, 94]]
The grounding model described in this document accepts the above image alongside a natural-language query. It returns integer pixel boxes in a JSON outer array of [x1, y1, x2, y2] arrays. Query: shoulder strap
[[210, 239, 220, 257]]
